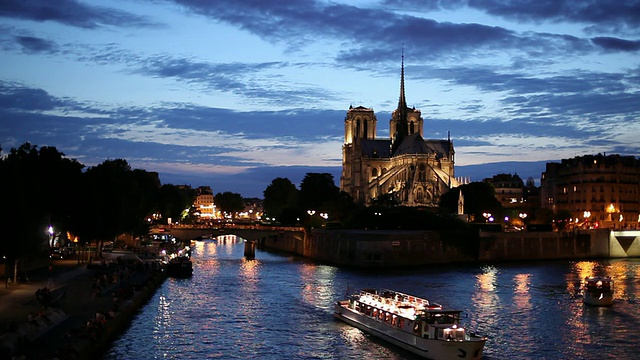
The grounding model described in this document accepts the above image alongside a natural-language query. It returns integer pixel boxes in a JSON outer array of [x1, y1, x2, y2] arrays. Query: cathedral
[[340, 57, 457, 206]]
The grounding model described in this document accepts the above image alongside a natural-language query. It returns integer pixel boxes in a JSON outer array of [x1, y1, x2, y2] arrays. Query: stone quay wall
[[257, 228, 640, 268]]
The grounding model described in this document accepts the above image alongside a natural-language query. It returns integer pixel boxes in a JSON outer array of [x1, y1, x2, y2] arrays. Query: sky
[[1, 0, 639, 198]]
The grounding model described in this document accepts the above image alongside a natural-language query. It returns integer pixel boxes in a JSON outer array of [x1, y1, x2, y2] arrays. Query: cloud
[[134, 57, 337, 107], [384, 0, 640, 34], [591, 37, 640, 52], [15, 35, 56, 53], [0, 0, 158, 28], [0, 81, 65, 111]]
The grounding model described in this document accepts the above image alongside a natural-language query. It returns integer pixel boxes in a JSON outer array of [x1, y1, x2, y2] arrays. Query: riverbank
[[0, 259, 167, 359]]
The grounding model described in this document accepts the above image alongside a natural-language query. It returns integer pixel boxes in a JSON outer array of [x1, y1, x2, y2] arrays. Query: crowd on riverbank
[[0, 258, 167, 359]]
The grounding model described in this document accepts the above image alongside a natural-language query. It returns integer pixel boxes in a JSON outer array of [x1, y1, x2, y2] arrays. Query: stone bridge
[[150, 225, 307, 255]]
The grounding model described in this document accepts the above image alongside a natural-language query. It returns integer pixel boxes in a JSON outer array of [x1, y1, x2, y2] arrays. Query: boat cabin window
[[423, 311, 461, 324]]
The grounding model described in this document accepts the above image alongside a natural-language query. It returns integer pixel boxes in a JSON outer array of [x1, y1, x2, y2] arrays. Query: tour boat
[[334, 289, 486, 360], [582, 276, 613, 306]]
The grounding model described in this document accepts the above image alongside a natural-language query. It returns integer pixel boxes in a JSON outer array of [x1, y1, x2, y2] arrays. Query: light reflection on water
[[106, 238, 640, 360]]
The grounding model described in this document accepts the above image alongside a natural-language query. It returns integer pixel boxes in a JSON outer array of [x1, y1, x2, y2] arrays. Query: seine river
[[105, 236, 640, 359]]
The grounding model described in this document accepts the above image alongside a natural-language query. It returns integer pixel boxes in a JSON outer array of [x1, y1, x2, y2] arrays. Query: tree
[[0, 143, 84, 279], [263, 177, 299, 222], [214, 192, 244, 218], [298, 173, 340, 212], [70, 159, 160, 247], [439, 182, 503, 222], [159, 184, 196, 224]]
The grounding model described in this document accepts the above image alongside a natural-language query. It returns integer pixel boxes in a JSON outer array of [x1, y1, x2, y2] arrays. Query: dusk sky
[[1, 0, 639, 198]]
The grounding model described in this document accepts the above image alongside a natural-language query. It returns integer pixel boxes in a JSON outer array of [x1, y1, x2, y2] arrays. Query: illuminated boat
[[583, 276, 613, 306], [167, 256, 193, 277], [334, 289, 486, 360]]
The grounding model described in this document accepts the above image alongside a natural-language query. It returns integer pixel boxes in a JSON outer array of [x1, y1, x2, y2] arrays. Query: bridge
[[150, 225, 307, 258], [151, 224, 304, 241]]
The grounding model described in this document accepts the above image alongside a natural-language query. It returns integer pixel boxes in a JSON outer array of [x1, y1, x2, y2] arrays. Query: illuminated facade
[[340, 57, 456, 206], [195, 186, 217, 220], [541, 154, 640, 228]]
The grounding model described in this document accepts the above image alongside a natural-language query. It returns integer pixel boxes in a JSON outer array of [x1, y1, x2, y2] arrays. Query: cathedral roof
[[360, 139, 391, 158], [425, 139, 453, 158], [393, 133, 428, 156]]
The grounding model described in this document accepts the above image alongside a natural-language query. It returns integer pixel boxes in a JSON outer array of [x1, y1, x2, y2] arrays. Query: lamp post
[[48, 225, 54, 248]]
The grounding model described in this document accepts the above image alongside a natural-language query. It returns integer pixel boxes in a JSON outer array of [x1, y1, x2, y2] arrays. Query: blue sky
[[1, 0, 639, 198]]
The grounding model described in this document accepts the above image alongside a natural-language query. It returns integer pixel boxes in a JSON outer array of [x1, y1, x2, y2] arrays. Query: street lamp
[[47, 225, 54, 248], [307, 210, 316, 216], [483, 212, 492, 223]]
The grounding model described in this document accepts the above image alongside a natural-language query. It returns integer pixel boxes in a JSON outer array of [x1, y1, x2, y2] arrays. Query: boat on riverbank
[[334, 289, 486, 360], [583, 276, 613, 306], [167, 256, 193, 277]]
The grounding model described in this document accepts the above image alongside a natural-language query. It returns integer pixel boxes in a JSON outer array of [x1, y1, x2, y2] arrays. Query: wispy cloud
[[0, 0, 159, 28]]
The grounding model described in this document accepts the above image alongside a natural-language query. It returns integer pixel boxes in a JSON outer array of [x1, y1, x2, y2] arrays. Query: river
[[105, 235, 640, 359]]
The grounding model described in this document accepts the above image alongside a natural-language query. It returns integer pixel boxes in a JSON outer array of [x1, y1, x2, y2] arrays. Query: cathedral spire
[[392, 47, 409, 154], [398, 47, 407, 111]]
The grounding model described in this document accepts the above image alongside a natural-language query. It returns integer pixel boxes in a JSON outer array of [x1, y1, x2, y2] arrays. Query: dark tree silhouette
[[298, 173, 340, 212], [0, 143, 84, 279], [214, 192, 244, 218], [439, 182, 503, 222], [263, 177, 299, 223], [159, 184, 196, 224]]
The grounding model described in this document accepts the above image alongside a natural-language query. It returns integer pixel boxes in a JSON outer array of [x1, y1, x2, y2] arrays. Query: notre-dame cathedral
[[340, 57, 457, 206]]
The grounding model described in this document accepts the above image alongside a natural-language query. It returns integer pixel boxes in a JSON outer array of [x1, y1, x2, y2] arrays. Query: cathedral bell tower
[[344, 105, 377, 144]]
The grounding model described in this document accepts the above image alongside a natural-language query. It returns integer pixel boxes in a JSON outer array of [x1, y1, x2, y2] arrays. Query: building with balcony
[[541, 154, 640, 229], [483, 173, 524, 208]]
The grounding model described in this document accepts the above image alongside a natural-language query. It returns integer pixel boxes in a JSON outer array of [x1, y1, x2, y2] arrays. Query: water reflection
[[106, 243, 640, 360], [299, 263, 337, 310]]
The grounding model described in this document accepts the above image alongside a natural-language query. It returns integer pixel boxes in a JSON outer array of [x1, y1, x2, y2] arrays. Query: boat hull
[[583, 292, 613, 306], [167, 259, 193, 277], [582, 277, 613, 306], [334, 303, 485, 360]]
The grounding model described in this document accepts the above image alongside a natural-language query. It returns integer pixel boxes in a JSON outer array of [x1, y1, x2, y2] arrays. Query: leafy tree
[[439, 182, 503, 222], [70, 159, 160, 247], [298, 173, 340, 212], [159, 184, 196, 223], [0, 143, 84, 278], [215, 191, 244, 218], [263, 177, 298, 222]]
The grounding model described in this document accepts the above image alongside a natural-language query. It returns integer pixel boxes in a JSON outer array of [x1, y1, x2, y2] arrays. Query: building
[[195, 186, 217, 221], [483, 173, 524, 208], [340, 56, 457, 206], [541, 154, 640, 229]]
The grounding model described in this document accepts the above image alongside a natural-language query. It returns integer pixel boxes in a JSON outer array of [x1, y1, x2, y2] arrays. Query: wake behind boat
[[583, 276, 613, 306], [334, 289, 486, 360]]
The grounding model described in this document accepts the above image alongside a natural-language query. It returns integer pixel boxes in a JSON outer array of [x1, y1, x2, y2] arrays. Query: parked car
[[49, 248, 63, 259]]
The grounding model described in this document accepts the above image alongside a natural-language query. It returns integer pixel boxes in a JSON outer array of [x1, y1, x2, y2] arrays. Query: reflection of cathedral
[[340, 56, 457, 206]]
